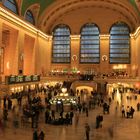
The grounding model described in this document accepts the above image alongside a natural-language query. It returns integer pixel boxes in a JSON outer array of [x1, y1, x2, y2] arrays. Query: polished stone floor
[[0, 92, 140, 140]]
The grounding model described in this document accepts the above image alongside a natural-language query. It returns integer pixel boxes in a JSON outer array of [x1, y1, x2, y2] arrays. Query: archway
[[76, 86, 93, 103]]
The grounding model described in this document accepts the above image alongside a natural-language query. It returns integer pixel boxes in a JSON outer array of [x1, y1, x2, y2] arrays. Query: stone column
[[0, 20, 4, 82], [32, 36, 38, 74], [135, 34, 140, 78]]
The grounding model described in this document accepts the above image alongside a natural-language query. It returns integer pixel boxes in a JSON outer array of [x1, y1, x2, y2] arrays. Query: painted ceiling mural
[[21, 0, 55, 15], [135, 0, 140, 12], [129, 0, 140, 14]]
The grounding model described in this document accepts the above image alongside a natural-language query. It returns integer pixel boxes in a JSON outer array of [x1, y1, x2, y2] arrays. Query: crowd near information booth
[[49, 88, 78, 112]]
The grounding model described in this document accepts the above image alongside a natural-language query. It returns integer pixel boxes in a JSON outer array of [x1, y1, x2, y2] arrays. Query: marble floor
[[0, 92, 140, 140]]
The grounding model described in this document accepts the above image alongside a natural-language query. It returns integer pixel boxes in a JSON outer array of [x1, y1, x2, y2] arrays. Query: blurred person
[[3, 108, 8, 121], [45, 109, 50, 124], [69, 111, 74, 124], [75, 111, 79, 127], [96, 114, 103, 129], [126, 106, 130, 118], [85, 123, 90, 140], [38, 130, 45, 140], [0, 96, 1, 108], [121, 105, 125, 118], [108, 125, 114, 139], [51, 110, 55, 120], [13, 113, 19, 134], [85, 106, 89, 117], [130, 106, 135, 118], [0, 117, 5, 135], [3, 96, 7, 109], [33, 129, 38, 140]]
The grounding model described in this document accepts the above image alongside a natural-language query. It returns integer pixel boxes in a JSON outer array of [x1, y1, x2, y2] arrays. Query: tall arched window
[[25, 10, 35, 25], [110, 22, 130, 63], [80, 23, 100, 63], [3, 0, 18, 14], [52, 25, 71, 63]]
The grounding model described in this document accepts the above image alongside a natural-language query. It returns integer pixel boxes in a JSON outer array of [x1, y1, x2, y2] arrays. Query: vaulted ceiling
[[21, 0, 55, 16], [15, 0, 140, 34], [20, 0, 140, 16]]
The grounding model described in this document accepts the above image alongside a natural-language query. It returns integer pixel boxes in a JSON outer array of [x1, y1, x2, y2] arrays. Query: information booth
[[49, 88, 78, 112]]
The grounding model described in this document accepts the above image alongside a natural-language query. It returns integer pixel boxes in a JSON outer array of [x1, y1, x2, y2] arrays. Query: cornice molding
[[38, 0, 140, 33], [0, 6, 139, 40]]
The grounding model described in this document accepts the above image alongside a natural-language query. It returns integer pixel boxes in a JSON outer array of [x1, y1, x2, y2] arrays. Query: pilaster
[[100, 35, 110, 74], [15, 30, 25, 75], [70, 35, 80, 72]]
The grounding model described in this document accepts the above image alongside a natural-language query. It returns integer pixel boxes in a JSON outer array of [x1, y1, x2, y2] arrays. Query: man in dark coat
[[33, 130, 38, 140]]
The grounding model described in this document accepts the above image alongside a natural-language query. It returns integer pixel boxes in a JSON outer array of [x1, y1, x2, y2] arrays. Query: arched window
[[52, 25, 71, 63], [3, 0, 18, 14], [80, 23, 100, 63], [110, 22, 130, 64], [25, 10, 35, 25]]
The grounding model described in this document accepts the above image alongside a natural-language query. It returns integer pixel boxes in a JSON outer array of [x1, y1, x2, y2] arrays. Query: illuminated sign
[[24, 76, 32, 82], [15, 76, 24, 83], [32, 75, 40, 82], [5, 75, 40, 84]]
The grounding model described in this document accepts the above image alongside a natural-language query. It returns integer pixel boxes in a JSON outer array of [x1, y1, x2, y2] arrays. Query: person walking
[[3, 108, 8, 121], [126, 106, 130, 118], [121, 105, 125, 118], [85, 107, 89, 117], [33, 130, 38, 140], [137, 103, 140, 111], [69, 111, 74, 125], [0, 117, 5, 135], [45, 109, 50, 124], [130, 106, 135, 118], [38, 130, 45, 140], [13, 113, 19, 134], [51, 110, 55, 120], [108, 125, 114, 139], [85, 123, 90, 140], [65, 112, 70, 125], [75, 111, 79, 127], [3, 96, 7, 109], [96, 114, 103, 128]]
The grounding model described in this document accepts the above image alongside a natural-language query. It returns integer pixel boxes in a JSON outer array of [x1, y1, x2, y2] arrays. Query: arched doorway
[[76, 86, 93, 103]]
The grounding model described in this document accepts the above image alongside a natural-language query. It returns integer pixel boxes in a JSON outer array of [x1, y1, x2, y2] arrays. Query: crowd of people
[[121, 105, 135, 118], [0, 83, 139, 140]]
